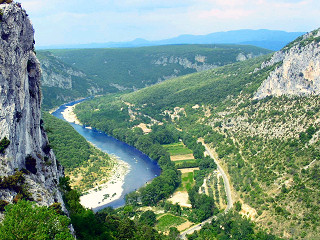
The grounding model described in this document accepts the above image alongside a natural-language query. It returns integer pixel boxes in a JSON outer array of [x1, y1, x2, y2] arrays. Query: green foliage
[[188, 211, 280, 240], [139, 210, 157, 227], [0, 200, 8, 212], [156, 214, 186, 232], [121, 55, 274, 117], [0, 136, 10, 154], [59, 177, 167, 240], [43, 112, 113, 192], [140, 169, 181, 206], [43, 112, 91, 170], [235, 201, 242, 212], [49, 44, 271, 89], [0, 171, 31, 201], [37, 51, 117, 110], [162, 142, 193, 155], [0, 200, 73, 240], [188, 187, 218, 222]]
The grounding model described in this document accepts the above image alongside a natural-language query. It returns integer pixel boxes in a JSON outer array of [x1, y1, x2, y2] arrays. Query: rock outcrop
[[37, 51, 103, 109], [255, 28, 320, 99], [0, 3, 65, 208], [152, 55, 218, 72]]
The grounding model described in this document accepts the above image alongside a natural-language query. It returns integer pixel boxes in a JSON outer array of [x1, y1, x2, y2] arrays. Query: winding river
[[52, 99, 161, 211]]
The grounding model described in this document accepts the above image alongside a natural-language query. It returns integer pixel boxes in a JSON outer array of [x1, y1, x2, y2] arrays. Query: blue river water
[[52, 99, 161, 210]]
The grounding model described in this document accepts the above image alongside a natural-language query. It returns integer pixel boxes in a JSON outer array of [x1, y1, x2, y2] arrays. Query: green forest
[[49, 44, 271, 89], [42, 112, 116, 192], [38, 44, 271, 110]]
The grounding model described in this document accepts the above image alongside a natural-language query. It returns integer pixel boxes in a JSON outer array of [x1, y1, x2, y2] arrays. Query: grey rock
[[255, 28, 320, 99], [0, 3, 65, 209]]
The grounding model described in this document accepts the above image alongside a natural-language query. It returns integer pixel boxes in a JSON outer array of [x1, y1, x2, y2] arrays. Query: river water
[[52, 99, 161, 210]]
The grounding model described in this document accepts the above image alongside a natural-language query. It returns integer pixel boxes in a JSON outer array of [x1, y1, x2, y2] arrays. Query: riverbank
[[80, 158, 130, 210], [62, 103, 82, 124], [61, 103, 131, 209], [54, 99, 161, 209]]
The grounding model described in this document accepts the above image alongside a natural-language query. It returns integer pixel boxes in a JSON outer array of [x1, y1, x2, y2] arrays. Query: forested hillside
[[42, 112, 117, 192], [49, 44, 271, 90], [38, 52, 117, 110], [72, 29, 320, 239]]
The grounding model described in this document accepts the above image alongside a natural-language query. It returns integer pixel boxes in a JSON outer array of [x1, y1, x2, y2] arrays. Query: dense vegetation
[[49, 44, 271, 90], [187, 210, 280, 240], [39, 44, 271, 110], [43, 112, 115, 192], [37, 51, 117, 110], [0, 200, 73, 240], [122, 54, 276, 118], [202, 95, 320, 238], [59, 176, 174, 240], [43, 112, 91, 170]]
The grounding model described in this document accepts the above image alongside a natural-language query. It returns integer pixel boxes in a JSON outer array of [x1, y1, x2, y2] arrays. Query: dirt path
[[171, 154, 194, 161], [178, 167, 199, 173], [167, 191, 192, 208]]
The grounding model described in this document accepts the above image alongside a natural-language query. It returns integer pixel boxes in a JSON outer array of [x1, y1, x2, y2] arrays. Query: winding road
[[179, 142, 233, 239]]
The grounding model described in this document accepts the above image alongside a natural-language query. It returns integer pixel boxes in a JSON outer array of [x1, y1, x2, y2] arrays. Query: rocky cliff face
[[0, 3, 65, 208], [37, 51, 103, 110], [255, 28, 320, 99], [39, 51, 101, 92]]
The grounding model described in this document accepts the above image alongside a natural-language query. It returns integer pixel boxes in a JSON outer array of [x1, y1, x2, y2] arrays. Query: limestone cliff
[[0, 3, 64, 208], [255, 28, 320, 99], [38, 51, 103, 109]]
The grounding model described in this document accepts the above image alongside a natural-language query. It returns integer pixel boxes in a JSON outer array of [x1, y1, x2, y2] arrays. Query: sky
[[19, 0, 320, 47]]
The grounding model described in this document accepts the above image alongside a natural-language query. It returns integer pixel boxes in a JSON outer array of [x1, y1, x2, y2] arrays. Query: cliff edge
[[0, 2, 64, 208], [255, 28, 320, 99]]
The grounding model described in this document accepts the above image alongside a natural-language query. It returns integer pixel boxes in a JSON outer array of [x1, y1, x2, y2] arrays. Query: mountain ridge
[[39, 44, 271, 109], [37, 29, 305, 51]]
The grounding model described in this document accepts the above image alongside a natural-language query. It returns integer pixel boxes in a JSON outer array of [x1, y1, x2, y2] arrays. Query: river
[[52, 99, 161, 210]]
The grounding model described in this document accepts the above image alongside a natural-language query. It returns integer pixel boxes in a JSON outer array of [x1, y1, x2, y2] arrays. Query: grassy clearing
[[174, 159, 197, 165], [156, 214, 187, 232], [175, 159, 198, 169], [163, 142, 193, 156], [177, 172, 195, 192]]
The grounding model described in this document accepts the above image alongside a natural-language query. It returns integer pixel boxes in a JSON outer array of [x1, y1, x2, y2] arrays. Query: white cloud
[[19, 0, 320, 46]]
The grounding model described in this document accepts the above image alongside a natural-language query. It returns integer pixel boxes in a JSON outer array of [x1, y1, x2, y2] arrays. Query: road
[[203, 143, 233, 211], [179, 142, 233, 239]]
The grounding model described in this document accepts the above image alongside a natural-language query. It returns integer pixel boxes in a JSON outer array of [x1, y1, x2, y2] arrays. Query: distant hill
[[37, 51, 117, 110], [48, 44, 271, 90], [38, 29, 305, 51]]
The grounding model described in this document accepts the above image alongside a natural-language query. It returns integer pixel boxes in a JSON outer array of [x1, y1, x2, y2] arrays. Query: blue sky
[[20, 0, 320, 47]]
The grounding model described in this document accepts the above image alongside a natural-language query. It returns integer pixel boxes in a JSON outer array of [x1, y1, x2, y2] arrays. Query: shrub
[[0, 200, 73, 240], [0, 171, 32, 201], [139, 210, 157, 227], [0, 137, 10, 154]]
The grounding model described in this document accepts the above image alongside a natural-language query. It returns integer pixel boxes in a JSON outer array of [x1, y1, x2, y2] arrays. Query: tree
[[0, 137, 10, 154], [168, 227, 180, 239], [139, 210, 157, 227], [0, 200, 73, 240]]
